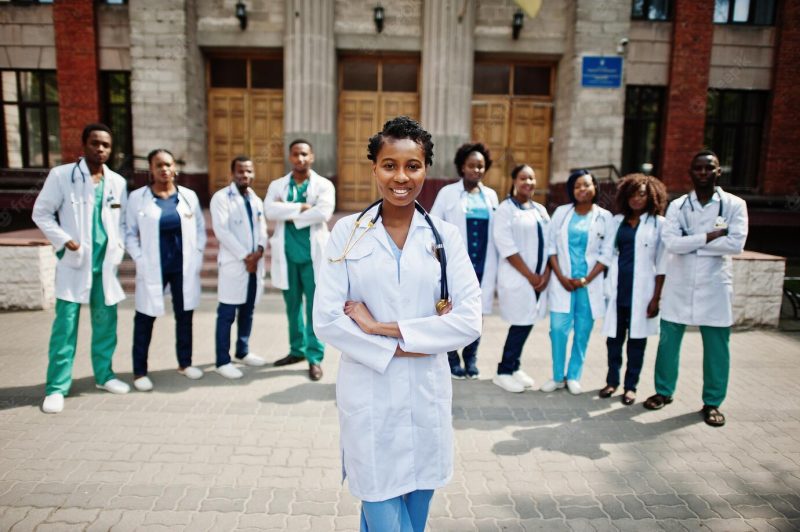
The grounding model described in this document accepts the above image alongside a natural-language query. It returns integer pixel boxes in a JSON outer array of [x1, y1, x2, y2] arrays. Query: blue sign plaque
[[581, 56, 623, 88]]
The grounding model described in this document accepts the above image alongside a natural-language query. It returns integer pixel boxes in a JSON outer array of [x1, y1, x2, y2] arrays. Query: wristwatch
[[580, 277, 587, 287]]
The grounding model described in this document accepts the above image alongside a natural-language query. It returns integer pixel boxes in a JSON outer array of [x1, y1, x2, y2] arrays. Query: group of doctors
[[431, 143, 747, 428], [32, 123, 334, 413]]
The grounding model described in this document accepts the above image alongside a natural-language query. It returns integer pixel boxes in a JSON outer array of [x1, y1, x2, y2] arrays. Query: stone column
[[283, 0, 337, 176], [551, 0, 631, 183], [420, 0, 475, 178], [53, 0, 100, 162]]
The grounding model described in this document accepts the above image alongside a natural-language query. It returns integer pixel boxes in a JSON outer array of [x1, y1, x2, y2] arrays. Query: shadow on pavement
[[258, 381, 336, 404]]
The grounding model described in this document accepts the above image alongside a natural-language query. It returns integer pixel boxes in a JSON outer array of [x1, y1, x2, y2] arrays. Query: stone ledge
[[732, 250, 785, 329]]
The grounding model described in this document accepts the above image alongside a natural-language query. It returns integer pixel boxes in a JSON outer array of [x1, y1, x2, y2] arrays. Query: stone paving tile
[[0, 296, 798, 530]]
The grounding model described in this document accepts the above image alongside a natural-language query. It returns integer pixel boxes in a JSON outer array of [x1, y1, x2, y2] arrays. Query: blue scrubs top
[[465, 190, 490, 283], [616, 221, 638, 309], [156, 192, 183, 275], [568, 211, 590, 278]]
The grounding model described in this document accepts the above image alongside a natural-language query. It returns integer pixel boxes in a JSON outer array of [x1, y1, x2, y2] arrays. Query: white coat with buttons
[[430, 180, 498, 314], [493, 198, 551, 326], [313, 208, 482, 503], [32, 159, 128, 306], [547, 203, 614, 320], [601, 213, 666, 339], [125, 185, 206, 317], [264, 171, 335, 290], [210, 183, 268, 305]]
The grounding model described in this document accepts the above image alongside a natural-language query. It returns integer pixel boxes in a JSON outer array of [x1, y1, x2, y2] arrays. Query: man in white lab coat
[[210, 156, 269, 379], [644, 150, 748, 427], [32, 123, 131, 414]]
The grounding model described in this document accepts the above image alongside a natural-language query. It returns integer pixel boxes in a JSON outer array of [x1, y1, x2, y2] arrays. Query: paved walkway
[[1, 295, 799, 531]]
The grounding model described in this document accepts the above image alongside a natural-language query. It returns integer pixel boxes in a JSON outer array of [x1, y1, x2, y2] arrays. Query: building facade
[[0, 0, 797, 254]]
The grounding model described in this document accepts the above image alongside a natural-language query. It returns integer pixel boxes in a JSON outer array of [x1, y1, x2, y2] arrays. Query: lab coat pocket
[[108, 242, 125, 266], [343, 242, 375, 291], [60, 246, 86, 269]]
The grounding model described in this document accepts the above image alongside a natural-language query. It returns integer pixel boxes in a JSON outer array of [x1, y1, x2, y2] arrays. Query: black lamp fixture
[[235, 1, 248, 31], [374, 5, 385, 34], [512, 9, 524, 40]]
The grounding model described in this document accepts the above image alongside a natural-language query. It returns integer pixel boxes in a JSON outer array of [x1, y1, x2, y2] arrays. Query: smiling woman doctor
[[313, 116, 482, 532]]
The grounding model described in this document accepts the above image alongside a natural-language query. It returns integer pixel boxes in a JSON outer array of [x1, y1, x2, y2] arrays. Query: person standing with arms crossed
[[32, 123, 131, 413], [265, 140, 335, 381], [644, 150, 748, 427]]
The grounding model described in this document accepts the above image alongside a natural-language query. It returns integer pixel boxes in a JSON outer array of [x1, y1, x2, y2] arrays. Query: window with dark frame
[[0, 70, 60, 169], [209, 58, 284, 90], [473, 62, 552, 97], [631, 0, 671, 21], [100, 71, 133, 173], [704, 89, 768, 190], [714, 0, 775, 25], [621, 85, 665, 176]]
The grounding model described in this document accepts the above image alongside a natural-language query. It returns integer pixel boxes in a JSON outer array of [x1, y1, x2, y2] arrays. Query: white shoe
[[512, 370, 535, 389], [96, 378, 130, 394], [134, 376, 154, 392], [239, 353, 267, 367], [178, 366, 204, 380], [492, 374, 525, 393], [42, 393, 64, 414], [540, 379, 566, 393], [566, 379, 583, 395], [215, 363, 244, 379]]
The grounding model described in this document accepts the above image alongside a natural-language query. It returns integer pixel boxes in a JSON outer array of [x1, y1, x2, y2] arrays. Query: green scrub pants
[[654, 319, 730, 407], [46, 272, 117, 395], [282, 259, 324, 365]]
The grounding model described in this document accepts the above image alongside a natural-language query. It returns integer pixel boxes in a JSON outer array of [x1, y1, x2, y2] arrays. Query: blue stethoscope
[[679, 187, 724, 236], [330, 199, 450, 314]]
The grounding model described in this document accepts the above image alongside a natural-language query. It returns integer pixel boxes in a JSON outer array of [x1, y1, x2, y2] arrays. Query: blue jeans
[[549, 288, 594, 382], [606, 306, 647, 391], [215, 273, 257, 367], [497, 325, 533, 375], [132, 270, 193, 376], [360, 490, 434, 532], [448, 337, 480, 370]]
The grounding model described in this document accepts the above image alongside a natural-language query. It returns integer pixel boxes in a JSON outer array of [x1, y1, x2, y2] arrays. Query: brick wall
[[659, 0, 715, 192], [762, 0, 800, 196], [53, 0, 100, 162]]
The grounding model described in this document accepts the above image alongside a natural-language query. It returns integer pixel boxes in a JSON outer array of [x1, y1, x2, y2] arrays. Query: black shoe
[[309, 364, 323, 381], [274, 354, 305, 367]]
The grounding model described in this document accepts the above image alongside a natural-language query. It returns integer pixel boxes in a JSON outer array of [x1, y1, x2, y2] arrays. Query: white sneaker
[[492, 374, 525, 393], [540, 379, 566, 393], [566, 379, 583, 395], [96, 378, 130, 394], [512, 370, 535, 389], [178, 366, 204, 380], [133, 376, 154, 392], [215, 363, 244, 379], [42, 393, 64, 414], [239, 353, 267, 367]]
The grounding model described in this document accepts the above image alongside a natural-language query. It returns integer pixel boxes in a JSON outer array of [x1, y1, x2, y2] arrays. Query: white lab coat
[[313, 208, 482, 502], [430, 180, 498, 314], [492, 198, 550, 326], [264, 171, 335, 290], [210, 183, 268, 305], [32, 160, 127, 306], [125, 185, 206, 317], [547, 203, 614, 320], [660, 188, 748, 327], [601, 214, 667, 339]]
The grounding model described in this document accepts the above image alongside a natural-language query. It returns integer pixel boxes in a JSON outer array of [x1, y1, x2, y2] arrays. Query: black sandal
[[598, 385, 617, 398], [702, 405, 726, 427], [621, 390, 636, 406], [643, 393, 673, 410]]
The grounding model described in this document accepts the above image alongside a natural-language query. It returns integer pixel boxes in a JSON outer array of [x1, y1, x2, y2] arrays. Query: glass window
[[473, 64, 510, 95], [382, 62, 417, 93], [631, 0, 671, 20], [621, 85, 665, 175], [251, 59, 283, 89], [704, 89, 768, 189], [210, 58, 247, 88], [342, 61, 378, 91], [100, 71, 133, 173], [714, 0, 775, 24], [0, 70, 60, 169], [513, 66, 551, 96]]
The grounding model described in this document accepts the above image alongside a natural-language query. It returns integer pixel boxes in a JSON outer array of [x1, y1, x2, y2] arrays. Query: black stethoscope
[[70, 158, 88, 183], [679, 187, 724, 236], [330, 199, 450, 314], [144, 185, 194, 219], [227, 185, 261, 250]]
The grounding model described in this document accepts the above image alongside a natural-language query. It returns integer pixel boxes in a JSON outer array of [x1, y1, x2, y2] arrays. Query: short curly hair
[[565, 169, 598, 204], [453, 142, 493, 177], [615, 173, 667, 218], [367, 116, 434, 167]]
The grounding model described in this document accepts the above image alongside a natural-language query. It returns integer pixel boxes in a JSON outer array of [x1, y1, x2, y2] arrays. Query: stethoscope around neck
[[679, 187, 723, 236], [330, 199, 450, 314], [145, 184, 193, 218]]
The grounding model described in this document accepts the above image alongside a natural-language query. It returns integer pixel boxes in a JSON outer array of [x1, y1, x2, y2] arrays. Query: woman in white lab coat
[[313, 116, 482, 532], [543, 170, 613, 395], [430, 142, 498, 379], [125, 149, 206, 391], [599, 174, 667, 405], [491, 164, 551, 393]]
